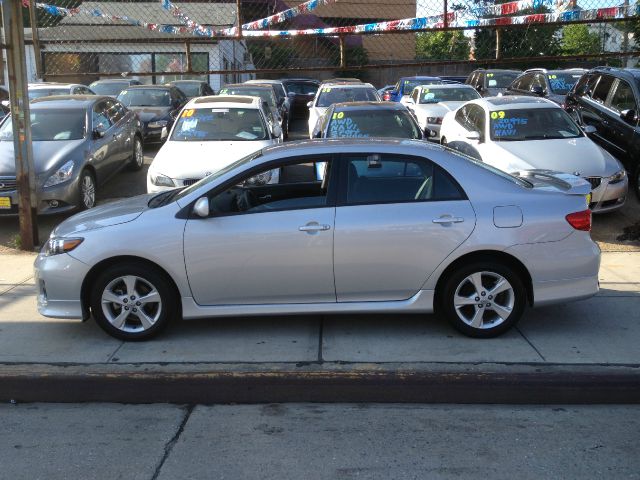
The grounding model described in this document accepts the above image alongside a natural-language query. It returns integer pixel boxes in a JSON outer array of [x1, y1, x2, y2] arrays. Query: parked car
[[281, 78, 320, 119], [245, 79, 291, 138], [440, 76, 468, 84], [166, 80, 215, 99], [377, 84, 395, 98], [439, 96, 628, 213], [387, 76, 443, 103], [504, 68, 587, 105], [218, 83, 285, 139], [34, 139, 599, 341], [89, 79, 143, 98], [28, 82, 95, 100], [405, 84, 481, 141], [147, 96, 281, 193], [307, 82, 381, 137], [117, 85, 188, 145], [312, 101, 424, 140], [0, 95, 143, 215], [564, 66, 640, 199], [465, 69, 521, 97]]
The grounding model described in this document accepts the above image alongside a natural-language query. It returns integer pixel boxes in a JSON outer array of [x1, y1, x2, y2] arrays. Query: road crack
[[151, 405, 194, 480]]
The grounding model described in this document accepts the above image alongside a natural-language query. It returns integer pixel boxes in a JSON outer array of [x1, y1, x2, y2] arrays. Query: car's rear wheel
[[78, 169, 96, 210], [128, 136, 144, 171], [439, 262, 526, 338], [90, 263, 177, 341]]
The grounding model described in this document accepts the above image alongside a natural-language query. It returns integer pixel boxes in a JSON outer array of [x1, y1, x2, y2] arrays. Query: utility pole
[[2, 0, 39, 250]]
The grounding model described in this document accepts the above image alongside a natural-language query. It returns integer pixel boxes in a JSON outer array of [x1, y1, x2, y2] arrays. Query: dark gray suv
[[564, 67, 640, 199]]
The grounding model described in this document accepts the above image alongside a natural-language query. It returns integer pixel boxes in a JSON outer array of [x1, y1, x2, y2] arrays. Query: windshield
[[219, 87, 276, 107], [283, 81, 319, 95], [485, 72, 519, 88], [173, 83, 201, 97], [316, 87, 379, 108], [327, 109, 421, 139], [118, 89, 171, 107], [547, 72, 584, 95], [90, 82, 129, 97], [28, 88, 69, 100], [401, 79, 441, 94], [490, 108, 582, 141], [419, 87, 480, 104], [171, 108, 268, 141], [0, 109, 85, 141]]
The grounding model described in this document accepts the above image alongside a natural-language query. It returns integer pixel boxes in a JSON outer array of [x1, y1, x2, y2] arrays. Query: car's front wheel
[[128, 136, 144, 171], [78, 169, 96, 210], [439, 261, 526, 338], [90, 263, 178, 341]]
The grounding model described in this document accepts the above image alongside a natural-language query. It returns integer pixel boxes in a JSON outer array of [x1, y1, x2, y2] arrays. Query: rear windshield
[[547, 72, 585, 95], [283, 81, 319, 95], [485, 72, 519, 88], [118, 89, 172, 107], [419, 87, 480, 104], [0, 109, 86, 141], [28, 88, 68, 100], [316, 87, 379, 107], [219, 87, 276, 107], [327, 109, 421, 139], [90, 82, 129, 97], [489, 108, 582, 141], [171, 108, 267, 141]]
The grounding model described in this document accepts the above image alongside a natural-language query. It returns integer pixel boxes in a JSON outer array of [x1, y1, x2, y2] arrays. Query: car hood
[[496, 137, 622, 177], [52, 194, 154, 237], [128, 106, 172, 123], [0, 139, 85, 176], [150, 139, 273, 179], [414, 102, 466, 116]]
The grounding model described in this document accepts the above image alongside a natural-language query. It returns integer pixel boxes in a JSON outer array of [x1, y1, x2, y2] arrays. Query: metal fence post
[[339, 35, 346, 69], [495, 28, 503, 61], [2, 0, 39, 250]]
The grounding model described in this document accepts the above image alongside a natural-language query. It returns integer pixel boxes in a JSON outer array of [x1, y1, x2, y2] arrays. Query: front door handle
[[299, 222, 331, 232], [433, 216, 464, 224]]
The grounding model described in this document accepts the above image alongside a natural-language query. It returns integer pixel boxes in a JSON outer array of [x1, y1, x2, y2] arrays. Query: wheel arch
[[80, 255, 182, 320], [434, 250, 534, 311]]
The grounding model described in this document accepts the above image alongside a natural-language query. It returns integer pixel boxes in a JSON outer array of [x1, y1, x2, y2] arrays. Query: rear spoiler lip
[[512, 169, 592, 196]]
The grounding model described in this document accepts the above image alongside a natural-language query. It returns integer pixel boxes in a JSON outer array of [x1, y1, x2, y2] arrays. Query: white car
[[405, 84, 480, 140], [147, 96, 281, 193], [439, 96, 628, 213], [307, 83, 380, 138]]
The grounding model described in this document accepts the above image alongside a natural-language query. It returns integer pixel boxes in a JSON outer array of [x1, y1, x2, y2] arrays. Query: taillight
[[565, 209, 591, 231], [382, 92, 390, 101]]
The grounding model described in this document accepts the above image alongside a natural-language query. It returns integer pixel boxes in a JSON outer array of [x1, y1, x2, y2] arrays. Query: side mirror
[[531, 85, 545, 96], [582, 124, 597, 134], [475, 84, 483, 92], [306, 101, 313, 108], [272, 124, 282, 138], [465, 131, 481, 142], [193, 197, 210, 218], [313, 129, 322, 139], [620, 109, 637, 125], [93, 123, 107, 139]]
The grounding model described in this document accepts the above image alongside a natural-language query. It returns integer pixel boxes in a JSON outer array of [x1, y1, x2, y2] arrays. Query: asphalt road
[[1, 403, 638, 480], [0, 117, 638, 251]]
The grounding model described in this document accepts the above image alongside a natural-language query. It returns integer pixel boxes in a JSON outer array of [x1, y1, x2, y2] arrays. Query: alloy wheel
[[81, 173, 96, 209], [101, 275, 162, 333], [134, 138, 144, 168], [453, 271, 515, 329]]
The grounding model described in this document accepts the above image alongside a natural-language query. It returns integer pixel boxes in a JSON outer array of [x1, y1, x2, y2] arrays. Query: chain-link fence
[[14, 0, 640, 88]]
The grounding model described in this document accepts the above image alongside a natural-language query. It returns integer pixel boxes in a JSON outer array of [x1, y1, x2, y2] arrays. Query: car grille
[[182, 178, 201, 187], [0, 177, 17, 192], [585, 177, 602, 189]]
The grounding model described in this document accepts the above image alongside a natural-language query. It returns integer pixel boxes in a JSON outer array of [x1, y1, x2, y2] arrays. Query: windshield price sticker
[[487, 73, 494, 77], [329, 117, 367, 138], [490, 111, 506, 120], [332, 111, 345, 120], [491, 113, 528, 137], [548, 74, 558, 79], [181, 109, 195, 118], [322, 88, 332, 93]]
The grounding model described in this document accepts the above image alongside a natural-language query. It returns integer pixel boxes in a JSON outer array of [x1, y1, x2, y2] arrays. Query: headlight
[[244, 170, 272, 186], [42, 237, 83, 256], [427, 117, 443, 125], [44, 160, 74, 187], [148, 120, 168, 129], [609, 169, 627, 184], [150, 173, 175, 187]]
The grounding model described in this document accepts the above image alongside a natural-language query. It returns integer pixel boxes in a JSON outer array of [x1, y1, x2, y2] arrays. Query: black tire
[[439, 261, 526, 338], [78, 169, 96, 211], [128, 136, 144, 171], [90, 262, 178, 341]]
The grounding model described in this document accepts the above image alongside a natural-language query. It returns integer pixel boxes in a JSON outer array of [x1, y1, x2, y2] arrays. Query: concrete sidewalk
[[0, 250, 639, 403]]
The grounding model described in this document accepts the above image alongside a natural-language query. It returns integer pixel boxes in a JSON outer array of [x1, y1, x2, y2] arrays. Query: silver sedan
[[35, 139, 600, 340]]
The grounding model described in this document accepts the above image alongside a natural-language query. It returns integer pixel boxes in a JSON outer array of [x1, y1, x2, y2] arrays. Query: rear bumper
[[533, 275, 599, 307]]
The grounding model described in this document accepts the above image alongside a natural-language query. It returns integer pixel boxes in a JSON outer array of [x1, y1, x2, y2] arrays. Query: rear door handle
[[299, 223, 331, 232], [433, 216, 464, 224]]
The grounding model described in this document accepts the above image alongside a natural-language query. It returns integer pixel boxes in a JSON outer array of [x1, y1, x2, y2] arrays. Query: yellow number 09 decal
[[490, 111, 506, 120]]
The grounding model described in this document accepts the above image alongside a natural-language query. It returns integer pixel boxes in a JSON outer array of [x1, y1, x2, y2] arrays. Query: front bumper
[[589, 176, 628, 214], [142, 125, 169, 144], [0, 176, 80, 216], [34, 252, 91, 319]]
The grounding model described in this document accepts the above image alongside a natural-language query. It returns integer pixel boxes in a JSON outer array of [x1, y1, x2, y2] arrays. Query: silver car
[[35, 139, 600, 341], [0, 96, 143, 215]]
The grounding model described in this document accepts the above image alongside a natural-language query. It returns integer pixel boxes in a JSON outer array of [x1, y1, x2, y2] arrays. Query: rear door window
[[592, 75, 615, 104], [608, 80, 637, 113]]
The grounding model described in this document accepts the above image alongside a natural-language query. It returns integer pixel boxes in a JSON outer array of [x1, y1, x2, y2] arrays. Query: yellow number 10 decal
[[332, 112, 345, 120], [181, 109, 195, 118], [490, 111, 506, 120]]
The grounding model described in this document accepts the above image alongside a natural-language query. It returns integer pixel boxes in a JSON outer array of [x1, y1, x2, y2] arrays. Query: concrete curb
[[2, 362, 639, 404]]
